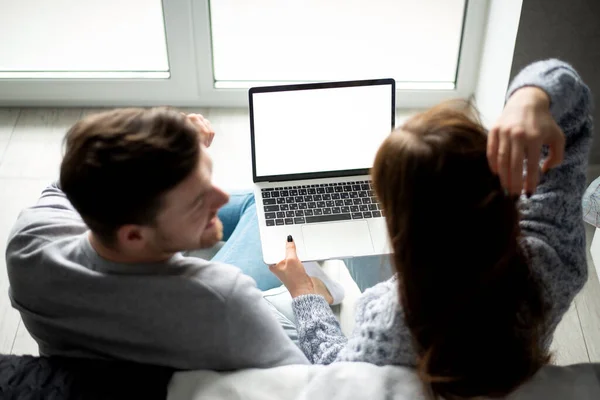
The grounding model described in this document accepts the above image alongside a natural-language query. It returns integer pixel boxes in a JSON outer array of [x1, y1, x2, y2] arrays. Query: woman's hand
[[184, 113, 215, 148], [487, 87, 565, 196], [269, 236, 317, 298]]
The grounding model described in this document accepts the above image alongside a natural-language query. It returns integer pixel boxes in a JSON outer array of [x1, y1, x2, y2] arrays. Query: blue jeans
[[211, 192, 282, 291], [212, 192, 393, 292]]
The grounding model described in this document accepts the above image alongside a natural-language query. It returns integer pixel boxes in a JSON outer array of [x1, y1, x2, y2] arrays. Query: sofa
[[168, 362, 600, 400], [583, 176, 600, 283]]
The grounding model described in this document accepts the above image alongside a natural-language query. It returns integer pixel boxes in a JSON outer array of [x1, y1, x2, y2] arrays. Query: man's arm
[[225, 272, 309, 368], [9, 181, 86, 243], [32, 181, 79, 214]]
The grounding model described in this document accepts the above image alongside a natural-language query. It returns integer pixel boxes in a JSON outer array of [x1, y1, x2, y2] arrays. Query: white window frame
[[0, 0, 488, 108]]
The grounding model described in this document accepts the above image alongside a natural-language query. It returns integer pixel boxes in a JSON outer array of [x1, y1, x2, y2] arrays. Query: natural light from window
[[210, 0, 466, 89], [0, 0, 169, 78]]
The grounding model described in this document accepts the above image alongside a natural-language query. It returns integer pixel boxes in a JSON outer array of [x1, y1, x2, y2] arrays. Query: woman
[[270, 59, 592, 399]]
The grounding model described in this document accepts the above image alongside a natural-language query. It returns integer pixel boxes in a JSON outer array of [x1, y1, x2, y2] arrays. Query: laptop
[[249, 79, 395, 265]]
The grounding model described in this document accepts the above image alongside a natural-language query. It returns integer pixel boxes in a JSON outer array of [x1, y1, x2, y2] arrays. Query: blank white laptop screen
[[252, 84, 393, 178]]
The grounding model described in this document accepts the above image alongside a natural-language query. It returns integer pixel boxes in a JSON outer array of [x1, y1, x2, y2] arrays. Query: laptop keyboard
[[261, 180, 384, 227]]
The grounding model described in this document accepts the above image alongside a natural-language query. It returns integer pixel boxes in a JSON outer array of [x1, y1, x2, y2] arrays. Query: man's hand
[[487, 87, 565, 196], [269, 236, 316, 298], [185, 113, 215, 148], [199, 217, 223, 248]]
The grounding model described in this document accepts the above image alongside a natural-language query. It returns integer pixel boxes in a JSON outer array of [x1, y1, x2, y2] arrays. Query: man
[[6, 108, 309, 370]]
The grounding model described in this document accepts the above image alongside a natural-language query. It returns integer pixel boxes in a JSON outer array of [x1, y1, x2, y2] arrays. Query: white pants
[[263, 285, 299, 344]]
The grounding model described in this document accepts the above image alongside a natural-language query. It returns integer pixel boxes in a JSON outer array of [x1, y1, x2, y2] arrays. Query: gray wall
[[510, 0, 600, 162]]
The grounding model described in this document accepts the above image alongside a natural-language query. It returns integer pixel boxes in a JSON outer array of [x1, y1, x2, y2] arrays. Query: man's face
[[152, 146, 229, 253]]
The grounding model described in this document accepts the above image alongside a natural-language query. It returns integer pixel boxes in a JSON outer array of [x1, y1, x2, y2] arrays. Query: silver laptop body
[[249, 79, 395, 264]]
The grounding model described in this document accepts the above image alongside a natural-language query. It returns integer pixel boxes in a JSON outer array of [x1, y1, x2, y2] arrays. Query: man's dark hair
[[60, 107, 200, 246]]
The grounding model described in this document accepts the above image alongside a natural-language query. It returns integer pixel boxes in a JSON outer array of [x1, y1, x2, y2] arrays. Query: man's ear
[[115, 224, 146, 251]]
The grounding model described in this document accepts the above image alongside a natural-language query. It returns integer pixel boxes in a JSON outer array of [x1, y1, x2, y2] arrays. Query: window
[[0, 0, 169, 79], [0, 0, 488, 107], [210, 0, 465, 90]]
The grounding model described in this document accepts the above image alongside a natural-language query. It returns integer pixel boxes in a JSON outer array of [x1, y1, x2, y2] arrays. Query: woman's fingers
[[285, 235, 298, 260], [487, 127, 500, 174], [270, 236, 299, 275], [497, 129, 512, 191], [525, 143, 542, 196], [542, 135, 565, 173], [509, 129, 525, 195], [269, 260, 283, 272]]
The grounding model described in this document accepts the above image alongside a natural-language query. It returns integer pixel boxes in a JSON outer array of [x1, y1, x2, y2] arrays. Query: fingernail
[[287, 235, 293, 242]]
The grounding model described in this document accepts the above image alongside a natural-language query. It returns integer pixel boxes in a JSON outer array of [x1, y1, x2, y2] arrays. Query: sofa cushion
[[583, 176, 600, 227], [168, 362, 600, 400]]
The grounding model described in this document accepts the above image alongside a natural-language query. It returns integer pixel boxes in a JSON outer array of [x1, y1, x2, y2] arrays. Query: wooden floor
[[0, 108, 599, 364]]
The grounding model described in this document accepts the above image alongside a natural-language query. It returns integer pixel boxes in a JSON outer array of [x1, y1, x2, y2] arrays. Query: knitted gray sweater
[[292, 59, 593, 366]]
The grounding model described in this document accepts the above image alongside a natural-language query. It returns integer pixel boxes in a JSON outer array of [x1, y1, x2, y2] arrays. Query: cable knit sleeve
[[293, 278, 417, 366], [334, 278, 416, 366], [507, 59, 593, 346], [292, 294, 347, 364]]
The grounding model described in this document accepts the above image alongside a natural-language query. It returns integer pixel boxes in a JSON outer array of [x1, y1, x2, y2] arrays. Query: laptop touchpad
[[301, 221, 374, 261]]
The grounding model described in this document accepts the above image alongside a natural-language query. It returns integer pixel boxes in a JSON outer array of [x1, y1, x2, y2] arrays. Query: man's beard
[[198, 216, 223, 249], [154, 229, 197, 254], [154, 217, 223, 254]]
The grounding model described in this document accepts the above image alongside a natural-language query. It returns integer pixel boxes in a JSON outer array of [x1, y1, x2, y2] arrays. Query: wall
[[510, 0, 600, 162], [474, 0, 523, 128]]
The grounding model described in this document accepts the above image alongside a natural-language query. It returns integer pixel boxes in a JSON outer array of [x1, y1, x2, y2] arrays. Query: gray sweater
[[292, 59, 593, 365], [6, 185, 309, 370]]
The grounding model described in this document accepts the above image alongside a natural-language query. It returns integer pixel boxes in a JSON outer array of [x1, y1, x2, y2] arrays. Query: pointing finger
[[285, 235, 297, 259]]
